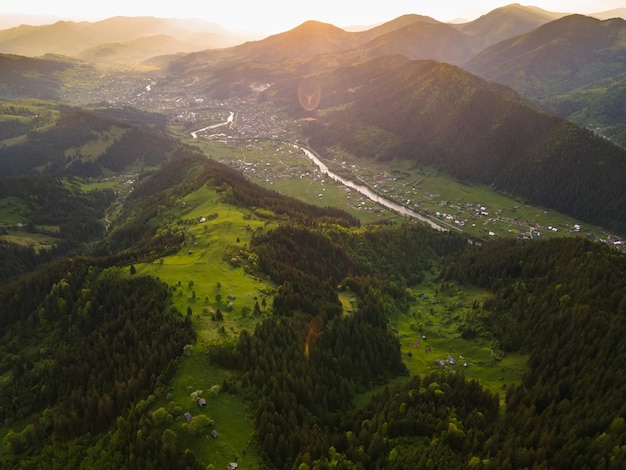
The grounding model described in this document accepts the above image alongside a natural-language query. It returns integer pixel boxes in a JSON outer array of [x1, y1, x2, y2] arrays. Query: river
[[295, 144, 446, 231], [190, 112, 235, 139]]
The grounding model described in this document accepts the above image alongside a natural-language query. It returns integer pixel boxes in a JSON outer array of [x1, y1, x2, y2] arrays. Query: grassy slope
[[130, 181, 527, 468], [396, 279, 528, 403], [133, 185, 273, 468]]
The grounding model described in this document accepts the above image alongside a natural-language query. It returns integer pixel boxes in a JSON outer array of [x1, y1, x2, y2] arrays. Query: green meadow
[[394, 278, 528, 403], [63, 126, 127, 161], [133, 184, 275, 468], [0, 196, 31, 226], [189, 139, 401, 225], [0, 230, 61, 252]]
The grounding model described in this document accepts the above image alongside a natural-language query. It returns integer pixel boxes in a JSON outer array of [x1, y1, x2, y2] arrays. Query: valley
[[2, 4, 626, 469]]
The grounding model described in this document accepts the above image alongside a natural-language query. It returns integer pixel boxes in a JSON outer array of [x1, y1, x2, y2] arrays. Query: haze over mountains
[[3, 4, 626, 470], [0, 16, 262, 64], [2, 3, 626, 231]]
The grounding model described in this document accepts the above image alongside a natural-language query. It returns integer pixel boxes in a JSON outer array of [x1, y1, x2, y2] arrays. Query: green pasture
[[153, 349, 260, 468], [0, 231, 61, 252], [64, 126, 127, 160], [134, 185, 273, 467], [393, 280, 528, 402], [0, 230, 59, 252], [0, 99, 60, 124], [0, 196, 31, 226]]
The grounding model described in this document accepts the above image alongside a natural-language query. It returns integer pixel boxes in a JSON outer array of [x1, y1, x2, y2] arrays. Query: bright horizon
[[1, 1, 625, 33]]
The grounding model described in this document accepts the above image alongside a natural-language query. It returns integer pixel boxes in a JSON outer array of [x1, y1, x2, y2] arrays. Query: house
[[228, 294, 236, 300], [227, 463, 238, 470], [211, 429, 219, 439], [184, 412, 193, 422], [447, 356, 457, 365], [198, 398, 207, 407]]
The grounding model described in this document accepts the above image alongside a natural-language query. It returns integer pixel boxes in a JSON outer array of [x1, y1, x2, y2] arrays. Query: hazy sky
[[1, 1, 624, 32]]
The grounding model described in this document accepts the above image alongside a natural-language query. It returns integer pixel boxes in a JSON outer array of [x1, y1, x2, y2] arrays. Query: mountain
[[0, 16, 257, 63], [359, 20, 474, 65], [0, 13, 59, 29], [267, 55, 626, 232], [465, 14, 626, 146], [164, 20, 363, 74], [161, 16, 474, 76], [466, 14, 626, 97], [0, 103, 182, 177], [0, 53, 93, 100], [591, 8, 626, 20], [75, 34, 206, 66], [160, 5, 572, 78], [455, 3, 566, 51], [353, 14, 442, 41]]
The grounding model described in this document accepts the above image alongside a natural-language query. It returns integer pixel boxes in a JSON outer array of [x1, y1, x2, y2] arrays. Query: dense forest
[[238, 223, 626, 468], [0, 105, 183, 177], [0, 175, 114, 283], [0, 258, 198, 468], [1, 152, 626, 468]]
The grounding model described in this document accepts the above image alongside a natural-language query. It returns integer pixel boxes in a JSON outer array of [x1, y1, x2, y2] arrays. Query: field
[[193, 137, 622, 244], [190, 139, 401, 225], [134, 184, 275, 468], [0, 196, 32, 226], [0, 230, 61, 252], [396, 278, 527, 402]]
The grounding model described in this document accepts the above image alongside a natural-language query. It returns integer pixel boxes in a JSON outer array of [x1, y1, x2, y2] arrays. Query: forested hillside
[[0, 259, 198, 467], [284, 55, 626, 233], [0, 105, 178, 177], [465, 14, 626, 148], [212, 211, 626, 468], [0, 175, 114, 283], [1, 153, 626, 468], [442, 237, 626, 468], [0, 54, 91, 100]]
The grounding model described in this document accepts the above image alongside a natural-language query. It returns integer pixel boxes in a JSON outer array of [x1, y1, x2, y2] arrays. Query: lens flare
[[304, 318, 322, 359], [298, 79, 321, 112]]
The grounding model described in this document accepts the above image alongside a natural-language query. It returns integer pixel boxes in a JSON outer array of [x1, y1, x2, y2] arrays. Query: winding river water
[[296, 145, 446, 231], [192, 111, 445, 231]]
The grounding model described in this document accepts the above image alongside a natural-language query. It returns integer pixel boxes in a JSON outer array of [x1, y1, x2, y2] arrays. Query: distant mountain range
[[466, 14, 626, 97], [466, 14, 626, 147], [160, 4, 570, 72], [0, 16, 262, 65]]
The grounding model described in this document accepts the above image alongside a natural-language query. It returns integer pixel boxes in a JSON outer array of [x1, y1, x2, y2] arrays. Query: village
[[63, 74, 624, 247]]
